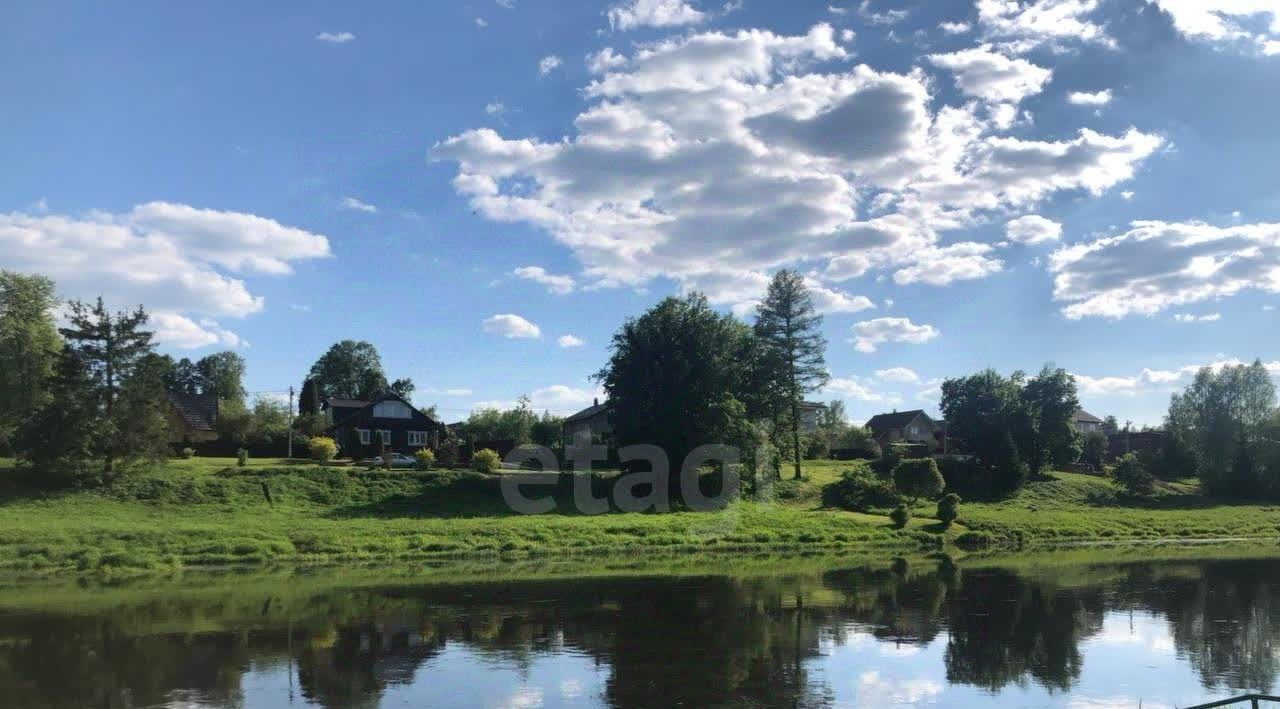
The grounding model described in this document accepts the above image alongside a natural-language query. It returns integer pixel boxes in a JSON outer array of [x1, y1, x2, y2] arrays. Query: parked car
[[368, 453, 416, 469]]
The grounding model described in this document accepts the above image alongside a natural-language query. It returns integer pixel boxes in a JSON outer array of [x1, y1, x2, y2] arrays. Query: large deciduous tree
[[0, 271, 61, 449], [941, 366, 1086, 495], [307, 340, 398, 402], [940, 369, 1029, 494], [163, 356, 207, 396], [599, 293, 753, 495], [753, 270, 830, 480], [1021, 365, 1082, 472], [196, 351, 246, 403], [1167, 360, 1277, 496]]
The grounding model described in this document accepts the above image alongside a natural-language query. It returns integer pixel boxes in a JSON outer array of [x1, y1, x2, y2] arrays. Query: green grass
[[957, 470, 1280, 544], [0, 459, 946, 575], [0, 456, 1277, 577]]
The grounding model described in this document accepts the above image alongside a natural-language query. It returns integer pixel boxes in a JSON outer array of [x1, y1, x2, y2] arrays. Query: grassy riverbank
[[0, 456, 1277, 576]]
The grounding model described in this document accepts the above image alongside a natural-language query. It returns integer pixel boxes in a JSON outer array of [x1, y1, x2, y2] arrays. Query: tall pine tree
[[753, 270, 829, 480], [53, 298, 164, 480]]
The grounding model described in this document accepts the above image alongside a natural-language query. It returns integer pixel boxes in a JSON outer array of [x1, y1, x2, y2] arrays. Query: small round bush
[[889, 503, 911, 529], [936, 492, 961, 527], [955, 530, 995, 549], [892, 458, 945, 503], [1112, 453, 1154, 496], [824, 467, 899, 512], [180, 448, 195, 460], [236, 448, 249, 467], [472, 448, 502, 474], [309, 436, 338, 463], [414, 448, 436, 470]]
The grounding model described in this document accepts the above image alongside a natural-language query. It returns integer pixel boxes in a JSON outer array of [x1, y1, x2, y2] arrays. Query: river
[[2, 552, 1279, 707]]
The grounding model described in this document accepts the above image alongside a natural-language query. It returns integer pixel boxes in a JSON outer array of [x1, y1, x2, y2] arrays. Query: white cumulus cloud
[[1049, 220, 1280, 319], [432, 23, 1159, 308], [539, 55, 563, 76], [1147, 0, 1280, 55], [1075, 358, 1280, 396], [512, 266, 576, 294], [608, 0, 706, 31], [0, 203, 330, 349], [850, 316, 939, 353], [875, 366, 920, 383], [557, 334, 586, 348], [482, 313, 543, 338], [1006, 214, 1062, 244], [976, 0, 1112, 51], [928, 44, 1053, 105], [1068, 89, 1112, 106]]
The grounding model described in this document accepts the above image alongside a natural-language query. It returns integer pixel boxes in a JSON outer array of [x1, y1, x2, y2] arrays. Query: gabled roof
[[325, 391, 440, 430], [324, 398, 371, 410], [1073, 409, 1103, 424], [865, 409, 932, 435], [565, 402, 607, 424], [168, 391, 218, 433]]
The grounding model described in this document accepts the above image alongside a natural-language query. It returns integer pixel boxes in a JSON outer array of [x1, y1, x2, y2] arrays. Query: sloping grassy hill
[[0, 457, 1277, 576], [959, 471, 1280, 544], [0, 459, 945, 575]]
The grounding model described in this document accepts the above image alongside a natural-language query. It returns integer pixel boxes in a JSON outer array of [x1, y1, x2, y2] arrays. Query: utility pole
[[287, 386, 295, 460]]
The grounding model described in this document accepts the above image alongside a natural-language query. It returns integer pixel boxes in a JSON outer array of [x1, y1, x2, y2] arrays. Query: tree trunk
[[791, 398, 802, 480]]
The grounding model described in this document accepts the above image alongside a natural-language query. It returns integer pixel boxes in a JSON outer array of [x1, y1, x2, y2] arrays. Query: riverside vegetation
[[3, 455, 1280, 577], [3, 270, 1279, 578]]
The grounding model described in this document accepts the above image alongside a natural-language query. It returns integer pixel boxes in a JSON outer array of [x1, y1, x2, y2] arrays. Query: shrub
[[936, 492, 961, 527], [1081, 431, 1108, 470], [180, 448, 195, 460], [472, 448, 501, 474], [892, 458, 945, 503], [824, 467, 899, 511], [955, 530, 994, 549], [1112, 453, 1154, 496], [804, 431, 831, 460], [436, 440, 460, 469], [309, 436, 338, 463], [236, 449, 249, 467], [889, 503, 911, 529], [414, 448, 435, 470]]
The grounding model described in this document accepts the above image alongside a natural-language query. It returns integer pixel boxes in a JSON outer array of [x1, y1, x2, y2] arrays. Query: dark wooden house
[[323, 392, 443, 459], [167, 391, 219, 444]]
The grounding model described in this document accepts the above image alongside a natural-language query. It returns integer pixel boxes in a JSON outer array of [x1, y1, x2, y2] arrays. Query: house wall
[[333, 421, 440, 458], [1076, 420, 1102, 434], [563, 414, 611, 447], [798, 406, 823, 433]]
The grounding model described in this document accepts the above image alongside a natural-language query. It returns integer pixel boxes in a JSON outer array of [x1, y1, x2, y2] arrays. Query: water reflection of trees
[[1, 558, 1280, 707]]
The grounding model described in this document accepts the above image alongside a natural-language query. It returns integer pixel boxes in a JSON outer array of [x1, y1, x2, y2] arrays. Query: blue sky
[[1, 0, 1277, 426]]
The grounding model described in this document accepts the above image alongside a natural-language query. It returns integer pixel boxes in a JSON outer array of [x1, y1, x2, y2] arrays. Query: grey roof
[[1074, 409, 1103, 424], [168, 391, 217, 432], [865, 409, 933, 435], [565, 402, 608, 424], [325, 398, 370, 409]]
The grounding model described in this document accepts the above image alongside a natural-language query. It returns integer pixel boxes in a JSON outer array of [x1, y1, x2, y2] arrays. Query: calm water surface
[[3, 555, 1280, 708]]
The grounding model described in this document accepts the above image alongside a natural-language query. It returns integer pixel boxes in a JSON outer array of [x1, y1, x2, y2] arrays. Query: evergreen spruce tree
[[753, 270, 830, 480]]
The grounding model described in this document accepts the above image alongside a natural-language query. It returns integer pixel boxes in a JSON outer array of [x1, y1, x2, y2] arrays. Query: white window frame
[[378, 430, 392, 446], [408, 431, 428, 447], [357, 429, 371, 445]]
